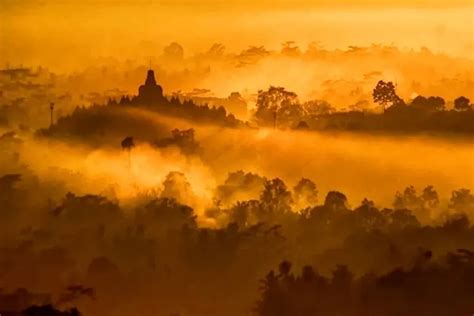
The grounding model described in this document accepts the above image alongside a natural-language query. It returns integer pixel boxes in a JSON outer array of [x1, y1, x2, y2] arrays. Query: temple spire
[[145, 69, 157, 86], [137, 68, 164, 103]]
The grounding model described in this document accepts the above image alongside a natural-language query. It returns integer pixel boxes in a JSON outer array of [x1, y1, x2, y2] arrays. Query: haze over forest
[[0, 1, 473, 315]]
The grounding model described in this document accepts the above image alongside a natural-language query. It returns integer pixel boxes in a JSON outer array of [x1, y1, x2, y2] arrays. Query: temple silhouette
[[135, 69, 166, 104], [110, 68, 241, 127]]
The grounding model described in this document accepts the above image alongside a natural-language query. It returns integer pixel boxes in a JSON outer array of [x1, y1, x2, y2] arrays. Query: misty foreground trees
[[293, 178, 318, 209], [255, 249, 474, 316], [23, 305, 81, 316], [1, 167, 474, 316], [393, 185, 439, 224], [0, 288, 82, 316]]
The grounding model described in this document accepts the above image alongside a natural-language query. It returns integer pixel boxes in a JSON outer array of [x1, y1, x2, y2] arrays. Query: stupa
[[135, 69, 166, 104]]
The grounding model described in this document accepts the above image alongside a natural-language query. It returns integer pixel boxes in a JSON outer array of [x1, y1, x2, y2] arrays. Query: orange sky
[[2, 0, 474, 9], [0, 0, 473, 70]]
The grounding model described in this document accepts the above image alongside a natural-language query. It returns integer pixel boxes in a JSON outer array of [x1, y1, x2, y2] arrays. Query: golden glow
[[1, 1, 473, 71]]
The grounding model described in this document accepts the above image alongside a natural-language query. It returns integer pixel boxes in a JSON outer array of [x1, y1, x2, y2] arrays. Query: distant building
[[135, 69, 166, 104], [109, 69, 241, 127]]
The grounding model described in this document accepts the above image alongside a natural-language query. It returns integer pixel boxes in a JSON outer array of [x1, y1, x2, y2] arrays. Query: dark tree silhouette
[[324, 191, 348, 211], [121, 136, 135, 169], [255, 250, 474, 316], [121, 136, 135, 151], [454, 96, 472, 111], [23, 305, 80, 316], [372, 80, 401, 111], [255, 86, 299, 128], [411, 95, 445, 112]]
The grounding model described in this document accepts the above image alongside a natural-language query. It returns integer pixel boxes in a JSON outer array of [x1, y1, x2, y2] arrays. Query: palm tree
[[50, 102, 55, 127], [121, 136, 135, 169]]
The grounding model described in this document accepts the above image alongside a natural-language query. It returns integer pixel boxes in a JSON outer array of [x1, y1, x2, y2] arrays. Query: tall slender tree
[[121, 136, 135, 170]]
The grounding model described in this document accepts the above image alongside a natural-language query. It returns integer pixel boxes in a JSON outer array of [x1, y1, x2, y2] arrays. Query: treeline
[[254, 83, 474, 134], [5, 69, 473, 137], [34, 104, 171, 146], [256, 249, 474, 316], [1, 302, 80, 316], [112, 93, 242, 128], [34, 97, 243, 145], [1, 170, 473, 315]]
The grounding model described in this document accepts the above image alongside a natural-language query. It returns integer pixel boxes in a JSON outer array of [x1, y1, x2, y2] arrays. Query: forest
[[1, 61, 474, 314], [1, 1, 474, 314], [1, 63, 474, 315], [1, 157, 474, 315]]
